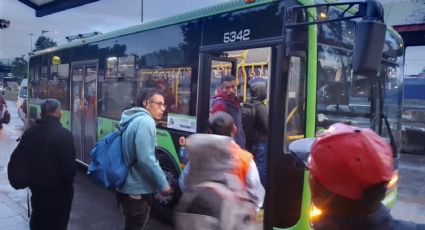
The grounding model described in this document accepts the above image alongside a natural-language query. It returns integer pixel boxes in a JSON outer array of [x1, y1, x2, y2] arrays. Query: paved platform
[[0, 191, 28, 230]]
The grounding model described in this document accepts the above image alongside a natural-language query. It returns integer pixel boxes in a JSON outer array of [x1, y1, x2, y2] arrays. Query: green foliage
[[11, 56, 28, 79], [34, 35, 57, 52]]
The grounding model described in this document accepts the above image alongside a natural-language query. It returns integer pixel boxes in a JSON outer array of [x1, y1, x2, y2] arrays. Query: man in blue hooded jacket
[[117, 89, 171, 230]]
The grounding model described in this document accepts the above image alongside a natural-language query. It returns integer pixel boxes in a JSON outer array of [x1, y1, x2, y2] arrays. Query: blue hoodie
[[117, 107, 169, 195]]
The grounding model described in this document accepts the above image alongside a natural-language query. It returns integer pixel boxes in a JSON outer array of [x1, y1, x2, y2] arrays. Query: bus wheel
[[152, 150, 181, 224]]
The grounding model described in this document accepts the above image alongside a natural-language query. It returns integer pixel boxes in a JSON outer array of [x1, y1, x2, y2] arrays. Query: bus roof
[[32, 0, 275, 57]]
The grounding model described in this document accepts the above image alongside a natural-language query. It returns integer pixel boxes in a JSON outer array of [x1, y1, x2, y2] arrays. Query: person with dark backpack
[[242, 82, 268, 186], [13, 99, 76, 230]]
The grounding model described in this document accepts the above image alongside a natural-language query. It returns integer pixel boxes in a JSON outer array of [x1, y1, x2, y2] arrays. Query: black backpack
[[8, 135, 30, 190], [241, 101, 260, 151]]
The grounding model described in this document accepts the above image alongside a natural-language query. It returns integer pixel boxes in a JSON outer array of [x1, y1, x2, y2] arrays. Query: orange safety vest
[[229, 141, 253, 187]]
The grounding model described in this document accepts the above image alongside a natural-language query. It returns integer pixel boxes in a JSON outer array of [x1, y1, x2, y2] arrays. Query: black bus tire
[[152, 149, 181, 224]]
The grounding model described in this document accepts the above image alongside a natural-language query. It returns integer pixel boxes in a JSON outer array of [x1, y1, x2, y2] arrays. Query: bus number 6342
[[223, 29, 251, 43]]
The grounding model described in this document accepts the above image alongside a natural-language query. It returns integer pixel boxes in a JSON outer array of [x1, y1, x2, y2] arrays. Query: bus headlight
[[309, 203, 322, 223], [387, 170, 398, 191]]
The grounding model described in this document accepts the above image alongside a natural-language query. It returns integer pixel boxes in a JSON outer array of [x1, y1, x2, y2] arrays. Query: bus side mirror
[[352, 0, 386, 77]]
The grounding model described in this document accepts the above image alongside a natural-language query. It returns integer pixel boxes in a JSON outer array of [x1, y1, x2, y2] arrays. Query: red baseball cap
[[289, 123, 394, 200]]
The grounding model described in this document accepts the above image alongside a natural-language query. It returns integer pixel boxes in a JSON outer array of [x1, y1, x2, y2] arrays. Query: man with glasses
[[211, 75, 246, 148], [117, 89, 172, 230]]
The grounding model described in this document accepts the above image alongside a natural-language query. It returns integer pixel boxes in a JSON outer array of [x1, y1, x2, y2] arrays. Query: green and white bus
[[27, 0, 404, 229]]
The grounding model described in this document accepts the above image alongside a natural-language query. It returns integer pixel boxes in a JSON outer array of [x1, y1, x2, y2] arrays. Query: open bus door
[[197, 54, 238, 132]]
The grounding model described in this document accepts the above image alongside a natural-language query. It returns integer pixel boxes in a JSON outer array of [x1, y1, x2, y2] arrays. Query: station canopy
[[18, 0, 99, 17]]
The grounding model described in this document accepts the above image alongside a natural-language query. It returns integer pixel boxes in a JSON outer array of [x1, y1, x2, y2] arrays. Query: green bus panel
[[60, 110, 71, 130], [156, 129, 180, 166], [97, 117, 120, 140]]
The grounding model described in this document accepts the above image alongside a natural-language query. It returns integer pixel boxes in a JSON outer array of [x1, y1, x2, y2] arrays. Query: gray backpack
[[175, 182, 257, 230]]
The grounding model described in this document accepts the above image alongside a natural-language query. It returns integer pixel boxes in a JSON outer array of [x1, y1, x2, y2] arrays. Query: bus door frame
[[197, 39, 284, 133], [70, 60, 98, 164], [198, 39, 294, 229]]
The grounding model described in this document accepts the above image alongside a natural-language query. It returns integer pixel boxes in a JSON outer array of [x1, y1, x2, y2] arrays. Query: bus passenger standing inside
[[211, 75, 246, 148], [249, 82, 268, 187], [26, 99, 76, 230], [289, 123, 425, 230], [117, 89, 172, 230]]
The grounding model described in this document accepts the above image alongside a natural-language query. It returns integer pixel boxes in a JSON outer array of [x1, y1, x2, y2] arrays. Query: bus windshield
[[315, 16, 404, 150]]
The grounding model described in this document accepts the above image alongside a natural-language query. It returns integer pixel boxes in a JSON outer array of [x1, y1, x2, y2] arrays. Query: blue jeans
[[252, 141, 268, 187]]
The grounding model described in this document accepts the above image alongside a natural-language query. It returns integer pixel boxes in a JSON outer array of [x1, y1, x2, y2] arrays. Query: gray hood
[[184, 134, 242, 191], [250, 82, 267, 101], [118, 107, 150, 129]]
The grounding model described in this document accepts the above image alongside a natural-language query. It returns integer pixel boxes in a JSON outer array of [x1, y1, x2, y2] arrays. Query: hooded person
[[178, 112, 265, 211], [116, 89, 171, 230], [288, 123, 425, 230], [175, 134, 257, 230], [246, 82, 268, 187]]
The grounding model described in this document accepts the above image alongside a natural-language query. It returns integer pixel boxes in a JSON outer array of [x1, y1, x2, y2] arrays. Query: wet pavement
[[391, 153, 425, 224], [0, 100, 172, 230], [1, 99, 425, 229]]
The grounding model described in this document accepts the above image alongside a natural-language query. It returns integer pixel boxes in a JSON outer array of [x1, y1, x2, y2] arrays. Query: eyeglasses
[[149, 100, 166, 109]]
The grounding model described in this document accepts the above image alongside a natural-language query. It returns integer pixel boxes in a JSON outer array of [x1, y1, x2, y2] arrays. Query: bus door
[[71, 61, 98, 164], [198, 48, 272, 133]]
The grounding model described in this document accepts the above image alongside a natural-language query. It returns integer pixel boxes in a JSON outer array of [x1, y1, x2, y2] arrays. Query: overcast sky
[[0, 0, 227, 59], [0, 0, 422, 60]]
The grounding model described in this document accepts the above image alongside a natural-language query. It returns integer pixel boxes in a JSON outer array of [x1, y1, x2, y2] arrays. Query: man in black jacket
[[289, 123, 425, 230], [25, 99, 76, 230]]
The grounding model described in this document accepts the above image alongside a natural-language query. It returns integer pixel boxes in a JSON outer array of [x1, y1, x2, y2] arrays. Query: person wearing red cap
[[289, 123, 425, 230]]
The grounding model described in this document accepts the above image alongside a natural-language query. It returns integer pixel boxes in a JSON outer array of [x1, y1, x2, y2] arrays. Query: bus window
[[98, 56, 136, 119], [49, 64, 70, 110], [284, 55, 306, 150], [137, 68, 194, 131]]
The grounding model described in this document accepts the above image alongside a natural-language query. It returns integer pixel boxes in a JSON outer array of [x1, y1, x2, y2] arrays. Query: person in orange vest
[[179, 111, 265, 211]]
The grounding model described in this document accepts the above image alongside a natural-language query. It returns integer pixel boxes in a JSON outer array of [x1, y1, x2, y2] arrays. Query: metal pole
[[28, 33, 33, 54], [141, 0, 143, 23]]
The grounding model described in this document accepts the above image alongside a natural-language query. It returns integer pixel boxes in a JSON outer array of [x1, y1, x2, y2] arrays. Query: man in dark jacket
[[25, 99, 76, 230], [289, 123, 425, 230], [211, 75, 246, 148]]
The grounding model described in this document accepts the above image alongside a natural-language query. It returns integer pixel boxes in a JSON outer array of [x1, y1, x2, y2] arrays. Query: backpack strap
[[118, 116, 140, 169]]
